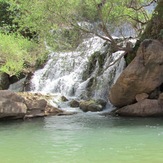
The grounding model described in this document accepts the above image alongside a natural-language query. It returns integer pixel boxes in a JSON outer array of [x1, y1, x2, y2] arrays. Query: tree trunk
[[140, 0, 163, 41]]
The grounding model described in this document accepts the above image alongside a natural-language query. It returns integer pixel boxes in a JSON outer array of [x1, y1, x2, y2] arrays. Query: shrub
[[0, 32, 37, 76]]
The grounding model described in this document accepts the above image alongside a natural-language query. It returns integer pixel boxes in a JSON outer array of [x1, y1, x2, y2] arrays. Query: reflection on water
[[0, 113, 163, 163]]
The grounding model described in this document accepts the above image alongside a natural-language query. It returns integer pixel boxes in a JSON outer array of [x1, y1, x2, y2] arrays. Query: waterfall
[[30, 36, 126, 101]]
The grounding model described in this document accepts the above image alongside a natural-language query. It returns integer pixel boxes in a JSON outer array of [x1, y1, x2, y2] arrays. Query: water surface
[[0, 113, 163, 163]]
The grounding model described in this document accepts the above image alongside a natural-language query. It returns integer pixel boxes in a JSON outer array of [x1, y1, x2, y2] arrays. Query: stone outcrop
[[109, 39, 163, 108], [0, 90, 63, 120]]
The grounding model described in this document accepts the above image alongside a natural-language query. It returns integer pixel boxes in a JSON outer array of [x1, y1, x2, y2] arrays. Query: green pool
[[0, 113, 163, 163]]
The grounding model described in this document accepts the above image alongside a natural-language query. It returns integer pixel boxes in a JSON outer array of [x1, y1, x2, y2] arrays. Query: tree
[[140, 0, 163, 41], [8, 0, 154, 52], [1, 0, 159, 76], [0, 0, 47, 76]]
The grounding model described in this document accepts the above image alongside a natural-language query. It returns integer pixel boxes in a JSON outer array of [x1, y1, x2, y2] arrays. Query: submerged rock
[[109, 39, 163, 107]]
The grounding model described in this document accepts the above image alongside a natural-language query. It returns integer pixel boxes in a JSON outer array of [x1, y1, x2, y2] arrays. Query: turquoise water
[[0, 113, 163, 163]]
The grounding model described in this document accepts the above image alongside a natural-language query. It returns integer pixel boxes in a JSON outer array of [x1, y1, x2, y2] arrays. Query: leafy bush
[[0, 32, 37, 76]]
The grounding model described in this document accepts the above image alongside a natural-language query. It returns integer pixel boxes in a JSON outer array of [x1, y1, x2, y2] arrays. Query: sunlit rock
[[116, 99, 163, 117], [109, 39, 163, 107], [0, 90, 27, 119]]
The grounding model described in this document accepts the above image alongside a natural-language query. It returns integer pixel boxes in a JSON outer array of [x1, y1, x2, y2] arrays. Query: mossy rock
[[82, 51, 107, 80], [69, 100, 79, 107], [79, 99, 106, 112]]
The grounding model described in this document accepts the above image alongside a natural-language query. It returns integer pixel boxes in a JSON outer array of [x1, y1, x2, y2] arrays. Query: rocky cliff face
[[109, 39, 163, 116]]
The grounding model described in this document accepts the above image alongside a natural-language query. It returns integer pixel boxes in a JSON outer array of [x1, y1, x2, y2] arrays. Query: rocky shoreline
[[0, 90, 107, 120], [0, 90, 65, 120]]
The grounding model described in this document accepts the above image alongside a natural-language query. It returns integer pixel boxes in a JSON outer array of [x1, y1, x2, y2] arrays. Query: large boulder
[[0, 90, 25, 103], [115, 98, 163, 117], [0, 98, 27, 119], [109, 39, 163, 107], [0, 90, 27, 119]]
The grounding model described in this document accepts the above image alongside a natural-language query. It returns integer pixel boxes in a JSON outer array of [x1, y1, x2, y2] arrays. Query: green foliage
[[7, 0, 153, 44], [0, 0, 157, 76], [0, 1, 17, 33], [46, 28, 83, 51], [0, 32, 37, 76]]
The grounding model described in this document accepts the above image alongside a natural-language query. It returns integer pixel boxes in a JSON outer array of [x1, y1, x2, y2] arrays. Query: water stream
[[30, 36, 125, 101]]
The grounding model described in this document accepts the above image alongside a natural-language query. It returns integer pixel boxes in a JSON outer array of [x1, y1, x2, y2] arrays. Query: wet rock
[[69, 100, 79, 107], [95, 99, 107, 107], [61, 96, 68, 102], [109, 39, 163, 107], [79, 100, 104, 112]]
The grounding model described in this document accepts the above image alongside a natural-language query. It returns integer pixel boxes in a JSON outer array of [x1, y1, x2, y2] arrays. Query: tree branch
[[122, 14, 148, 25], [127, 0, 157, 11]]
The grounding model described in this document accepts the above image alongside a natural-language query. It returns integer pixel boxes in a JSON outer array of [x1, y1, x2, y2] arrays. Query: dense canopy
[[0, 0, 160, 76]]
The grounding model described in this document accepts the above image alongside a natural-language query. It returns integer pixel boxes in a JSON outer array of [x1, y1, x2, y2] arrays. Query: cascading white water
[[30, 36, 126, 101]]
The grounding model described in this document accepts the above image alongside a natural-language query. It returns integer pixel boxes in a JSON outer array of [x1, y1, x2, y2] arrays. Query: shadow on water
[[0, 117, 46, 131], [102, 114, 163, 128]]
